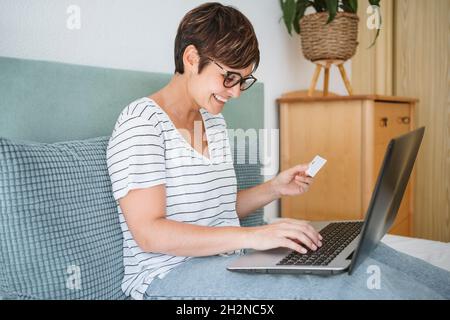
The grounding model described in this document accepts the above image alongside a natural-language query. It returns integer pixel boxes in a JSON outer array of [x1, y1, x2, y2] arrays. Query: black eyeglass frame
[[207, 58, 257, 91]]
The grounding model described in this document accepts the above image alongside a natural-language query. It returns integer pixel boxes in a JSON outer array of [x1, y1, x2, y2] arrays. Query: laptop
[[227, 127, 425, 275]]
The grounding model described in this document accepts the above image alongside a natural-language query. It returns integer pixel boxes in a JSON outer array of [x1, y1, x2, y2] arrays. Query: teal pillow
[[0, 135, 265, 299], [0, 136, 126, 299]]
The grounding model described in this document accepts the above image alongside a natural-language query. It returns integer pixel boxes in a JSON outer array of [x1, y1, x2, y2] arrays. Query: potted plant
[[280, 0, 381, 62]]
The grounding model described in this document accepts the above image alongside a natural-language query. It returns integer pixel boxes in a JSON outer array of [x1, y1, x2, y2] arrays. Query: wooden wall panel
[[394, 0, 450, 241], [352, 0, 450, 241], [351, 0, 394, 95]]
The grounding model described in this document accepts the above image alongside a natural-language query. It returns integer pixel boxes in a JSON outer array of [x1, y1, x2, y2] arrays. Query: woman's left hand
[[270, 164, 314, 197]]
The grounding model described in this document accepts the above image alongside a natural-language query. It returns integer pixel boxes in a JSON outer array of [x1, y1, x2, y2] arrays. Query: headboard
[[0, 56, 264, 143]]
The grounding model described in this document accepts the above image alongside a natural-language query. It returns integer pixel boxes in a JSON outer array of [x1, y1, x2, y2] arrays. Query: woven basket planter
[[300, 12, 359, 62]]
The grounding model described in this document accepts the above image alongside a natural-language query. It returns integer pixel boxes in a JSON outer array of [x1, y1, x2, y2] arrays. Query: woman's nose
[[227, 84, 241, 99]]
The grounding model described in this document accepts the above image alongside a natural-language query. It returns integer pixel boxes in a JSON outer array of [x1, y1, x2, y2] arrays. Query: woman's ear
[[183, 45, 200, 75]]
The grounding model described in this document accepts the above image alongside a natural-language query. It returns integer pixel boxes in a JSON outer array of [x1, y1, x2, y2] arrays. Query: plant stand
[[308, 60, 353, 97]]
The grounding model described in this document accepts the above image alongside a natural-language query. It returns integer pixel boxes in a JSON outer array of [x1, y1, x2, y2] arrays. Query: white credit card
[[305, 155, 327, 177]]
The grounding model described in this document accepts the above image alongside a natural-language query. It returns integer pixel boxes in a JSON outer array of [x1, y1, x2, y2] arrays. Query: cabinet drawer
[[374, 103, 411, 145], [278, 97, 416, 237], [280, 100, 363, 222]]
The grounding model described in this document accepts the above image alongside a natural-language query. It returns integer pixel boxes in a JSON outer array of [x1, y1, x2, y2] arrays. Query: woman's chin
[[207, 100, 225, 114]]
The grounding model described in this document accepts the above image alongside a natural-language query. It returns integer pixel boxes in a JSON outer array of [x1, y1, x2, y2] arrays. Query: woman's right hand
[[246, 218, 323, 254]]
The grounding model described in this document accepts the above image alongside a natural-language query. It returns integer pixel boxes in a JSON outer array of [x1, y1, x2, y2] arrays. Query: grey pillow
[[0, 136, 126, 299]]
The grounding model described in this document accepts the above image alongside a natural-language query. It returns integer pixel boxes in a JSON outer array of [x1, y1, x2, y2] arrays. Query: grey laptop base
[[227, 127, 425, 275]]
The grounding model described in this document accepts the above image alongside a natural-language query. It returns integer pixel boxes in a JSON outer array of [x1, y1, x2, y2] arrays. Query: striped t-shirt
[[106, 97, 240, 300]]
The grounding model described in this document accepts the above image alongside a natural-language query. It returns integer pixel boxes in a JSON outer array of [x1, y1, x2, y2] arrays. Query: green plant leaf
[[341, 0, 357, 13], [325, 0, 338, 24], [341, 1, 351, 12], [369, 0, 380, 6], [312, 0, 327, 12], [349, 0, 358, 13], [294, 0, 311, 34], [279, 0, 297, 35]]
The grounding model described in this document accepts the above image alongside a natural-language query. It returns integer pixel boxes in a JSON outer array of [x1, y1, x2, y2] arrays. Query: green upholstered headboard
[[0, 56, 264, 143]]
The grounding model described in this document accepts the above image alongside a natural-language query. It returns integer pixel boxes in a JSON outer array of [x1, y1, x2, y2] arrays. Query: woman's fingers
[[294, 177, 312, 193], [298, 225, 322, 247], [308, 224, 323, 241], [276, 221, 323, 246], [279, 238, 307, 254], [273, 219, 323, 241], [278, 229, 318, 251], [295, 175, 313, 185], [255, 221, 325, 253], [297, 183, 309, 193]]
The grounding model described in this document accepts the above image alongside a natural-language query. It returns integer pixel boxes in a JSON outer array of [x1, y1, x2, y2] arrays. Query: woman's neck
[[150, 74, 200, 126]]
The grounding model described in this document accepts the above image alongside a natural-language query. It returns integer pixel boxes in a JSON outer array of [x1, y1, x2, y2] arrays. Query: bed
[[382, 234, 450, 271]]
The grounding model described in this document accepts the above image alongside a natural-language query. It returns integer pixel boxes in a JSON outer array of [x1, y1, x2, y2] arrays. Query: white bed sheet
[[381, 234, 450, 271]]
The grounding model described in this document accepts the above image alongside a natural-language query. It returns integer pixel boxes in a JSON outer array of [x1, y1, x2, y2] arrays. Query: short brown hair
[[174, 2, 260, 75]]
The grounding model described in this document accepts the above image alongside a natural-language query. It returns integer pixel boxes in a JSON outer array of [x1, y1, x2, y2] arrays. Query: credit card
[[305, 155, 327, 177]]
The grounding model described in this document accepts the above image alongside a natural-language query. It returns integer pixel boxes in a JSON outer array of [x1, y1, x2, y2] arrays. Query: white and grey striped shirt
[[106, 97, 240, 300]]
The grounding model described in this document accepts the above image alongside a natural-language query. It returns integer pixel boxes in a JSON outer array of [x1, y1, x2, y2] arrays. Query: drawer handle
[[379, 117, 388, 127], [398, 116, 411, 125]]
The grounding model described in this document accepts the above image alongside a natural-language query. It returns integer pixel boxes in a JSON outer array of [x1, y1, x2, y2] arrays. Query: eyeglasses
[[207, 58, 257, 91]]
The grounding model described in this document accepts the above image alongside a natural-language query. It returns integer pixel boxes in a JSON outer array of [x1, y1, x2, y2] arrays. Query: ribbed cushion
[[0, 136, 126, 299], [0, 135, 265, 299]]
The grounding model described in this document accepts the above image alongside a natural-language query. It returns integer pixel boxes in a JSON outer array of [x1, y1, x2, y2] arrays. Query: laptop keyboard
[[276, 221, 363, 266]]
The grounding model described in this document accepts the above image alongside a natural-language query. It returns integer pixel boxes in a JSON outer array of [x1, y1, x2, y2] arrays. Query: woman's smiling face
[[173, 3, 260, 115], [187, 57, 254, 115]]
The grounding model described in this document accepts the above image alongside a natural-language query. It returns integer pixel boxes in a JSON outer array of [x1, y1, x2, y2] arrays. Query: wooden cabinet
[[277, 93, 417, 236]]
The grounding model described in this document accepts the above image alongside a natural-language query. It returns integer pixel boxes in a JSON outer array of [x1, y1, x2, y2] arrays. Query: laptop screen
[[348, 127, 425, 274]]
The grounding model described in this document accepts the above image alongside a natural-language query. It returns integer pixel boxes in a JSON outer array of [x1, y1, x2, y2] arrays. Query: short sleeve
[[106, 115, 166, 201]]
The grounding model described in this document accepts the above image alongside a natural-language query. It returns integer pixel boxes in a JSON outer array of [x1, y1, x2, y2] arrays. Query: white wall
[[0, 0, 351, 221]]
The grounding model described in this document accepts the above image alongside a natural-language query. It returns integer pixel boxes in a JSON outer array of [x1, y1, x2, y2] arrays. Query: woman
[[106, 2, 322, 300]]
